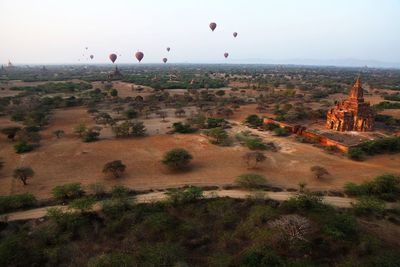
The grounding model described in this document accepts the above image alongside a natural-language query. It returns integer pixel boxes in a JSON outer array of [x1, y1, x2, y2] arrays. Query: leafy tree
[[14, 141, 34, 154], [103, 160, 126, 178], [206, 127, 229, 145], [52, 183, 83, 201], [13, 167, 34, 185], [112, 121, 131, 137], [310, 165, 329, 179], [235, 173, 267, 189], [162, 148, 193, 170], [245, 114, 263, 127], [243, 151, 267, 169]]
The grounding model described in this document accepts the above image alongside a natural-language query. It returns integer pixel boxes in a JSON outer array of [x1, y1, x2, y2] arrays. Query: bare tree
[[310, 165, 329, 179], [269, 215, 312, 243], [243, 151, 267, 169]]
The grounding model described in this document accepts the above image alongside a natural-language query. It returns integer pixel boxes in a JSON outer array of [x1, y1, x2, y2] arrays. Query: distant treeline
[[10, 82, 92, 94]]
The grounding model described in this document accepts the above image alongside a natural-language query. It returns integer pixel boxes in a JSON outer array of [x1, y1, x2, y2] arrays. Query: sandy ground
[[1, 106, 399, 200]]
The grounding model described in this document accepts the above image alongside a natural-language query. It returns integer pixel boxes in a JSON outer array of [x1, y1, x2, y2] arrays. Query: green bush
[[172, 122, 197, 133], [87, 252, 135, 267], [165, 187, 203, 205], [344, 174, 400, 201], [136, 242, 185, 266], [0, 193, 37, 214], [162, 148, 193, 169], [264, 123, 279, 131], [14, 141, 34, 153], [245, 138, 267, 150], [235, 173, 267, 189], [352, 197, 385, 216], [273, 127, 290, 136], [322, 213, 359, 241], [52, 183, 83, 201], [206, 118, 226, 129], [245, 114, 263, 127], [68, 197, 96, 213], [281, 193, 328, 212], [350, 137, 400, 159], [348, 147, 366, 160]]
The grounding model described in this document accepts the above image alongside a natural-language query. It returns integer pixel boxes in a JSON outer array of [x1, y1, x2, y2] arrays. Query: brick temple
[[326, 77, 375, 131]]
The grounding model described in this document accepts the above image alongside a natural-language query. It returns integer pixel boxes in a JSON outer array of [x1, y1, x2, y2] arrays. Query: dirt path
[[1, 189, 395, 222]]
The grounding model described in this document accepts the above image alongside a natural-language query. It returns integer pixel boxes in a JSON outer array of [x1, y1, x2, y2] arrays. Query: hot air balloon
[[209, 22, 217, 32], [166, 47, 170, 52], [109, 53, 117, 63], [135, 51, 144, 62], [90, 55, 94, 60], [163, 58, 168, 63], [85, 47, 88, 50], [233, 32, 238, 38], [224, 52, 229, 58]]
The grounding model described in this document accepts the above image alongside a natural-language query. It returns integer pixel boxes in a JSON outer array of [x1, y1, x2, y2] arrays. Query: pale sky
[[0, 0, 399, 65]]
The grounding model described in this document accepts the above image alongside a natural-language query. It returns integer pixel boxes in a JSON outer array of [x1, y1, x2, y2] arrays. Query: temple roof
[[349, 76, 363, 100]]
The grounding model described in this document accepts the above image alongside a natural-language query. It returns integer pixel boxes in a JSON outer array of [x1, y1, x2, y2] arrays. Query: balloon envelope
[[209, 22, 217, 31], [166, 47, 170, 52], [90, 55, 94, 59], [224, 52, 229, 58], [109, 53, 117, 63], [233, 32, 238, 38], [163, 58, 168, 63], [135, 51, 144, 62]]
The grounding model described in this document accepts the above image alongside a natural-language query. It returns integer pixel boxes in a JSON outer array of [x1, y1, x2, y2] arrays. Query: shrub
[[322, 213, 359, 241], [14, 141, 34, 154], [136, 242, 185, 267], [52, 183, 83, 201], [206, 118, 226, 129], [348, 147, 366, 160], [87, 182, 105, 198], [68, 197, 96, 213], [273, 127, 290, 136], [281, 193, 327, 212], [235, 173, 267, 189], [0, 193, 37, 214], [245, 138, 267, 150], [264, 123, 279, 131], [165, 187, 204, 205], [351, 137, 400, 158], [111, 185, 131, 198], [162, 148, 193, 170], [344, 174, 400, 201], [102, 160, 126, 178], [82, 129, 100, 142], [352, 197, 385, 216], [87, 252, 135, 267], [172, 122, 197, 133], [245, 115, 263, 127], [131, 121, 146, 136], [243, 151, 267, 169]]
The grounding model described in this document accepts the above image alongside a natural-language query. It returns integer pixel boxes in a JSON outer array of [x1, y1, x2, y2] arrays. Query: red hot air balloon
[[224, 52, 229, 58], [163, 58, 168, 63], [233, 32, 238, 38], [109, 53, 117, 63], [209, 22, 217, 32], [166, 47, 170, 52], [90, 55, 94, 60], [135, 51, 144, 62]]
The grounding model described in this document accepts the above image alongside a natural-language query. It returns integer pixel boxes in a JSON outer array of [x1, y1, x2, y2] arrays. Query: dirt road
[[1, 189, 392, 222]]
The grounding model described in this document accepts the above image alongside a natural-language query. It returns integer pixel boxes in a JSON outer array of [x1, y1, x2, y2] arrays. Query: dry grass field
[[1, 103, 399, 200]]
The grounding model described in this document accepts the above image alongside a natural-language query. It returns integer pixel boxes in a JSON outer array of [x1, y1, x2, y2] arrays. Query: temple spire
[[349, 76, 363, 100]]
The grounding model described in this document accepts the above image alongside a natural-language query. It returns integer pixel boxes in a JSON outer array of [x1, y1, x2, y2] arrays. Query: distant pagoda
[[108, 66, 122, 79], [326, 77, 374, 132]]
